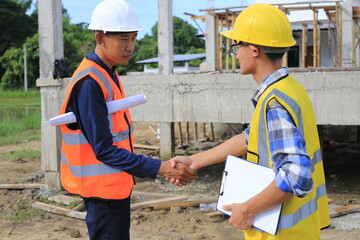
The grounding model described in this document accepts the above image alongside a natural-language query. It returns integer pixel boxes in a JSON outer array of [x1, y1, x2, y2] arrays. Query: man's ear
[[95, 32, 106, 46], [249, 45, 260, 57]]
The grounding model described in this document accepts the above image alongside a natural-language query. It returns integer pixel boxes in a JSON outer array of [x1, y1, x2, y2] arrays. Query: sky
[[61, 0, 255, 39]]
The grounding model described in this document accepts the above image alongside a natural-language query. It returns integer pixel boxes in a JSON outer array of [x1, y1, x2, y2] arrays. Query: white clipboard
[[217, 155, 282, 235]]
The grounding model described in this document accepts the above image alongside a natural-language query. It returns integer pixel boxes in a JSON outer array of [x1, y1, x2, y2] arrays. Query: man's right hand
[[158, 160, 197, 186], [166, 156, 199, 186]]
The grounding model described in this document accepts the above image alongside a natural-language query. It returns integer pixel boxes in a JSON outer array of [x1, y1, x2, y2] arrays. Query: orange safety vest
[[59, 58, 134, 200]]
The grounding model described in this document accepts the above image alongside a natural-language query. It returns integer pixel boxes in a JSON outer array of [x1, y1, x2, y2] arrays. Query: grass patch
[[7, 199, 38, 223], [0, 90, 41, 145], [3, 149, 41, 161], [0, 129, 40, 146], [0, 110, 41, 146], [0, 89, 40, 108], [0, 89, 40, 98]]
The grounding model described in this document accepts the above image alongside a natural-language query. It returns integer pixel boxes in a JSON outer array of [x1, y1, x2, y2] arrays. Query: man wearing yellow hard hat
[[170, 3, 330, 239]]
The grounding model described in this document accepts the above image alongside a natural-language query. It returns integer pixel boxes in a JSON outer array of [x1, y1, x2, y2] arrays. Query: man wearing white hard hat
[[58, 0, 196, 239]]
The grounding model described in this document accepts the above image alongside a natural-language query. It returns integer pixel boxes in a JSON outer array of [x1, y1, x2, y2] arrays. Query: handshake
[[158, 156, 198, 187]]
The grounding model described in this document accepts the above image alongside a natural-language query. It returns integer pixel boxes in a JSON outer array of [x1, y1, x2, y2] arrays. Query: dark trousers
[[83, 197, 130, 240]]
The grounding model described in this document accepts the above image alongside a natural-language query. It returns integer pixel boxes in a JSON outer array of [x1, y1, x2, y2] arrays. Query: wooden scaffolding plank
[[302, 24, 308, 68], [0, 183, 46, 189], [32, 202, 86, 220], [150, 198, 217, 211], [131, 195, 188, 210]]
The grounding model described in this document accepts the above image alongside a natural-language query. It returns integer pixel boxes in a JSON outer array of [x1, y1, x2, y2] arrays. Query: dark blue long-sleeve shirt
[[67, 51, 161, 178]]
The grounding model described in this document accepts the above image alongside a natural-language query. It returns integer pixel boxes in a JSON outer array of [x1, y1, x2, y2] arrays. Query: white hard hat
[[88, 0, 145, 32]]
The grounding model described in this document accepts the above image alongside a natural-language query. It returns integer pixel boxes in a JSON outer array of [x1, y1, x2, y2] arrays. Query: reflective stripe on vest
[[258, 89, 303, 167], [62, 123, 134, 145], [278, 183, 327, 230], [61, 153, 124, 177], [66, 66, 113, 102]]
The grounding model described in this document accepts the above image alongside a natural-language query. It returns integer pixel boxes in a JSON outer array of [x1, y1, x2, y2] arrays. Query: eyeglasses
[[229, 42, 248, 55]]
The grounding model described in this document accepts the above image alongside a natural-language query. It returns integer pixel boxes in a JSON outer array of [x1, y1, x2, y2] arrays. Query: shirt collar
[[86, 50, 116, 78], [251, 67, 289, 106]]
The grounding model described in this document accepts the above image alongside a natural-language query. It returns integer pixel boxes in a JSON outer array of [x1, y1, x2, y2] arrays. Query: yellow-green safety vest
[[245, 75, 330, 240]]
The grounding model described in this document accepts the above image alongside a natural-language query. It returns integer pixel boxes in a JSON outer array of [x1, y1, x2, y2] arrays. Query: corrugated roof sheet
[[136, 53, 206, 64]]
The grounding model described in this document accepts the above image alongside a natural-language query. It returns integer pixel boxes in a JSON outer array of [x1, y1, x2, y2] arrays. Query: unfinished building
[[37, 0, 360, 190]]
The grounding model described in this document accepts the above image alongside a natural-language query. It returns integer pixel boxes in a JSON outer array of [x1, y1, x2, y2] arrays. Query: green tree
[[0, 33, 39, 90], [0, 7, 95, 90], [0, 0, 37, 56], [62, 9, 95, 71]]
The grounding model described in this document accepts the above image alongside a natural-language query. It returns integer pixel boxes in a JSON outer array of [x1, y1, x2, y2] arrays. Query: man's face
[[102, 32, 137, 66]]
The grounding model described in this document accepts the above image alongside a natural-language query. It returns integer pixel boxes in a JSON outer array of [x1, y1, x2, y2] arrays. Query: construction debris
[[206, 211, 225, 218], [48, 194, 81, 206], [31, 202, 86, 220], [330, 203, 360, 218], [0, 183, 46, 189], [134, 144, 160, 150], [150, 198, 217, 211], [131, 195, 188, 210]]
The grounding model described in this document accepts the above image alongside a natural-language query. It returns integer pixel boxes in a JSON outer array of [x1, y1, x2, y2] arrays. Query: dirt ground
[[0, 122, 360, 240]]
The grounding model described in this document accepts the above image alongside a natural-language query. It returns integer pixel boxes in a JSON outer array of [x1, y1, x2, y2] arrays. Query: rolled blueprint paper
[[49, 94, 147, 126]]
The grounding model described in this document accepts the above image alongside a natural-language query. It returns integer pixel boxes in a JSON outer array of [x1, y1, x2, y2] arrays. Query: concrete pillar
[[38, 0, 64, 78], [341, 0, 353, 67], [36, 0, 65, 190], [158, 0, 173, 76], [158, 0, 175, 159], [205, 13, 217, 71]]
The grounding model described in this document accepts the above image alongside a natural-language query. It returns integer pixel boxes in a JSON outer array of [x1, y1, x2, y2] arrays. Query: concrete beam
[[122, 71, 360, 126]]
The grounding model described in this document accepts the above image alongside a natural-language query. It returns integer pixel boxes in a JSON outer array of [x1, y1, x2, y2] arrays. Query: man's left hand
[[222, 203, 254, 230]]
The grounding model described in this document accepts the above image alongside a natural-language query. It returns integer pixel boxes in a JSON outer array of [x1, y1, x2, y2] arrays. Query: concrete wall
[[121, 71, 360, 126]]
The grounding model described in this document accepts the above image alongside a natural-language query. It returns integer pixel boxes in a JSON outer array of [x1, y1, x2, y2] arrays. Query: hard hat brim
[[220, 29, 235, 40], [88, 25, 149, 33]]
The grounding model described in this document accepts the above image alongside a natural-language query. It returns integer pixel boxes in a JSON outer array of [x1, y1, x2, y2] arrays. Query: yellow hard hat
[[221, 3, 296, 48]]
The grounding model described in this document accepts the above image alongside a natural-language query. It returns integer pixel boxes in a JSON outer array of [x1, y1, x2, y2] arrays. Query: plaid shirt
[[243, 67, 313, 197]]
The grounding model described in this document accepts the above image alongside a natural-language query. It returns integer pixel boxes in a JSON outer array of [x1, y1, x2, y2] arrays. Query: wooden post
[[225, 38, 230, 71], [210, 123, 215, 141], [336, 2, 342, 67], [313, 9, 318, 67], [186, 122, 190, 143], [203, 122, 206, 138], [177, 122, 183, 146], [353, 19, 358, 67], [218, 17, 223, 72], [194, 122, 198, 141], [231, 15, 237, 71], [302, 24, 307, 68], [215, 14, 220, 71], [317, 22, 321, 67]]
